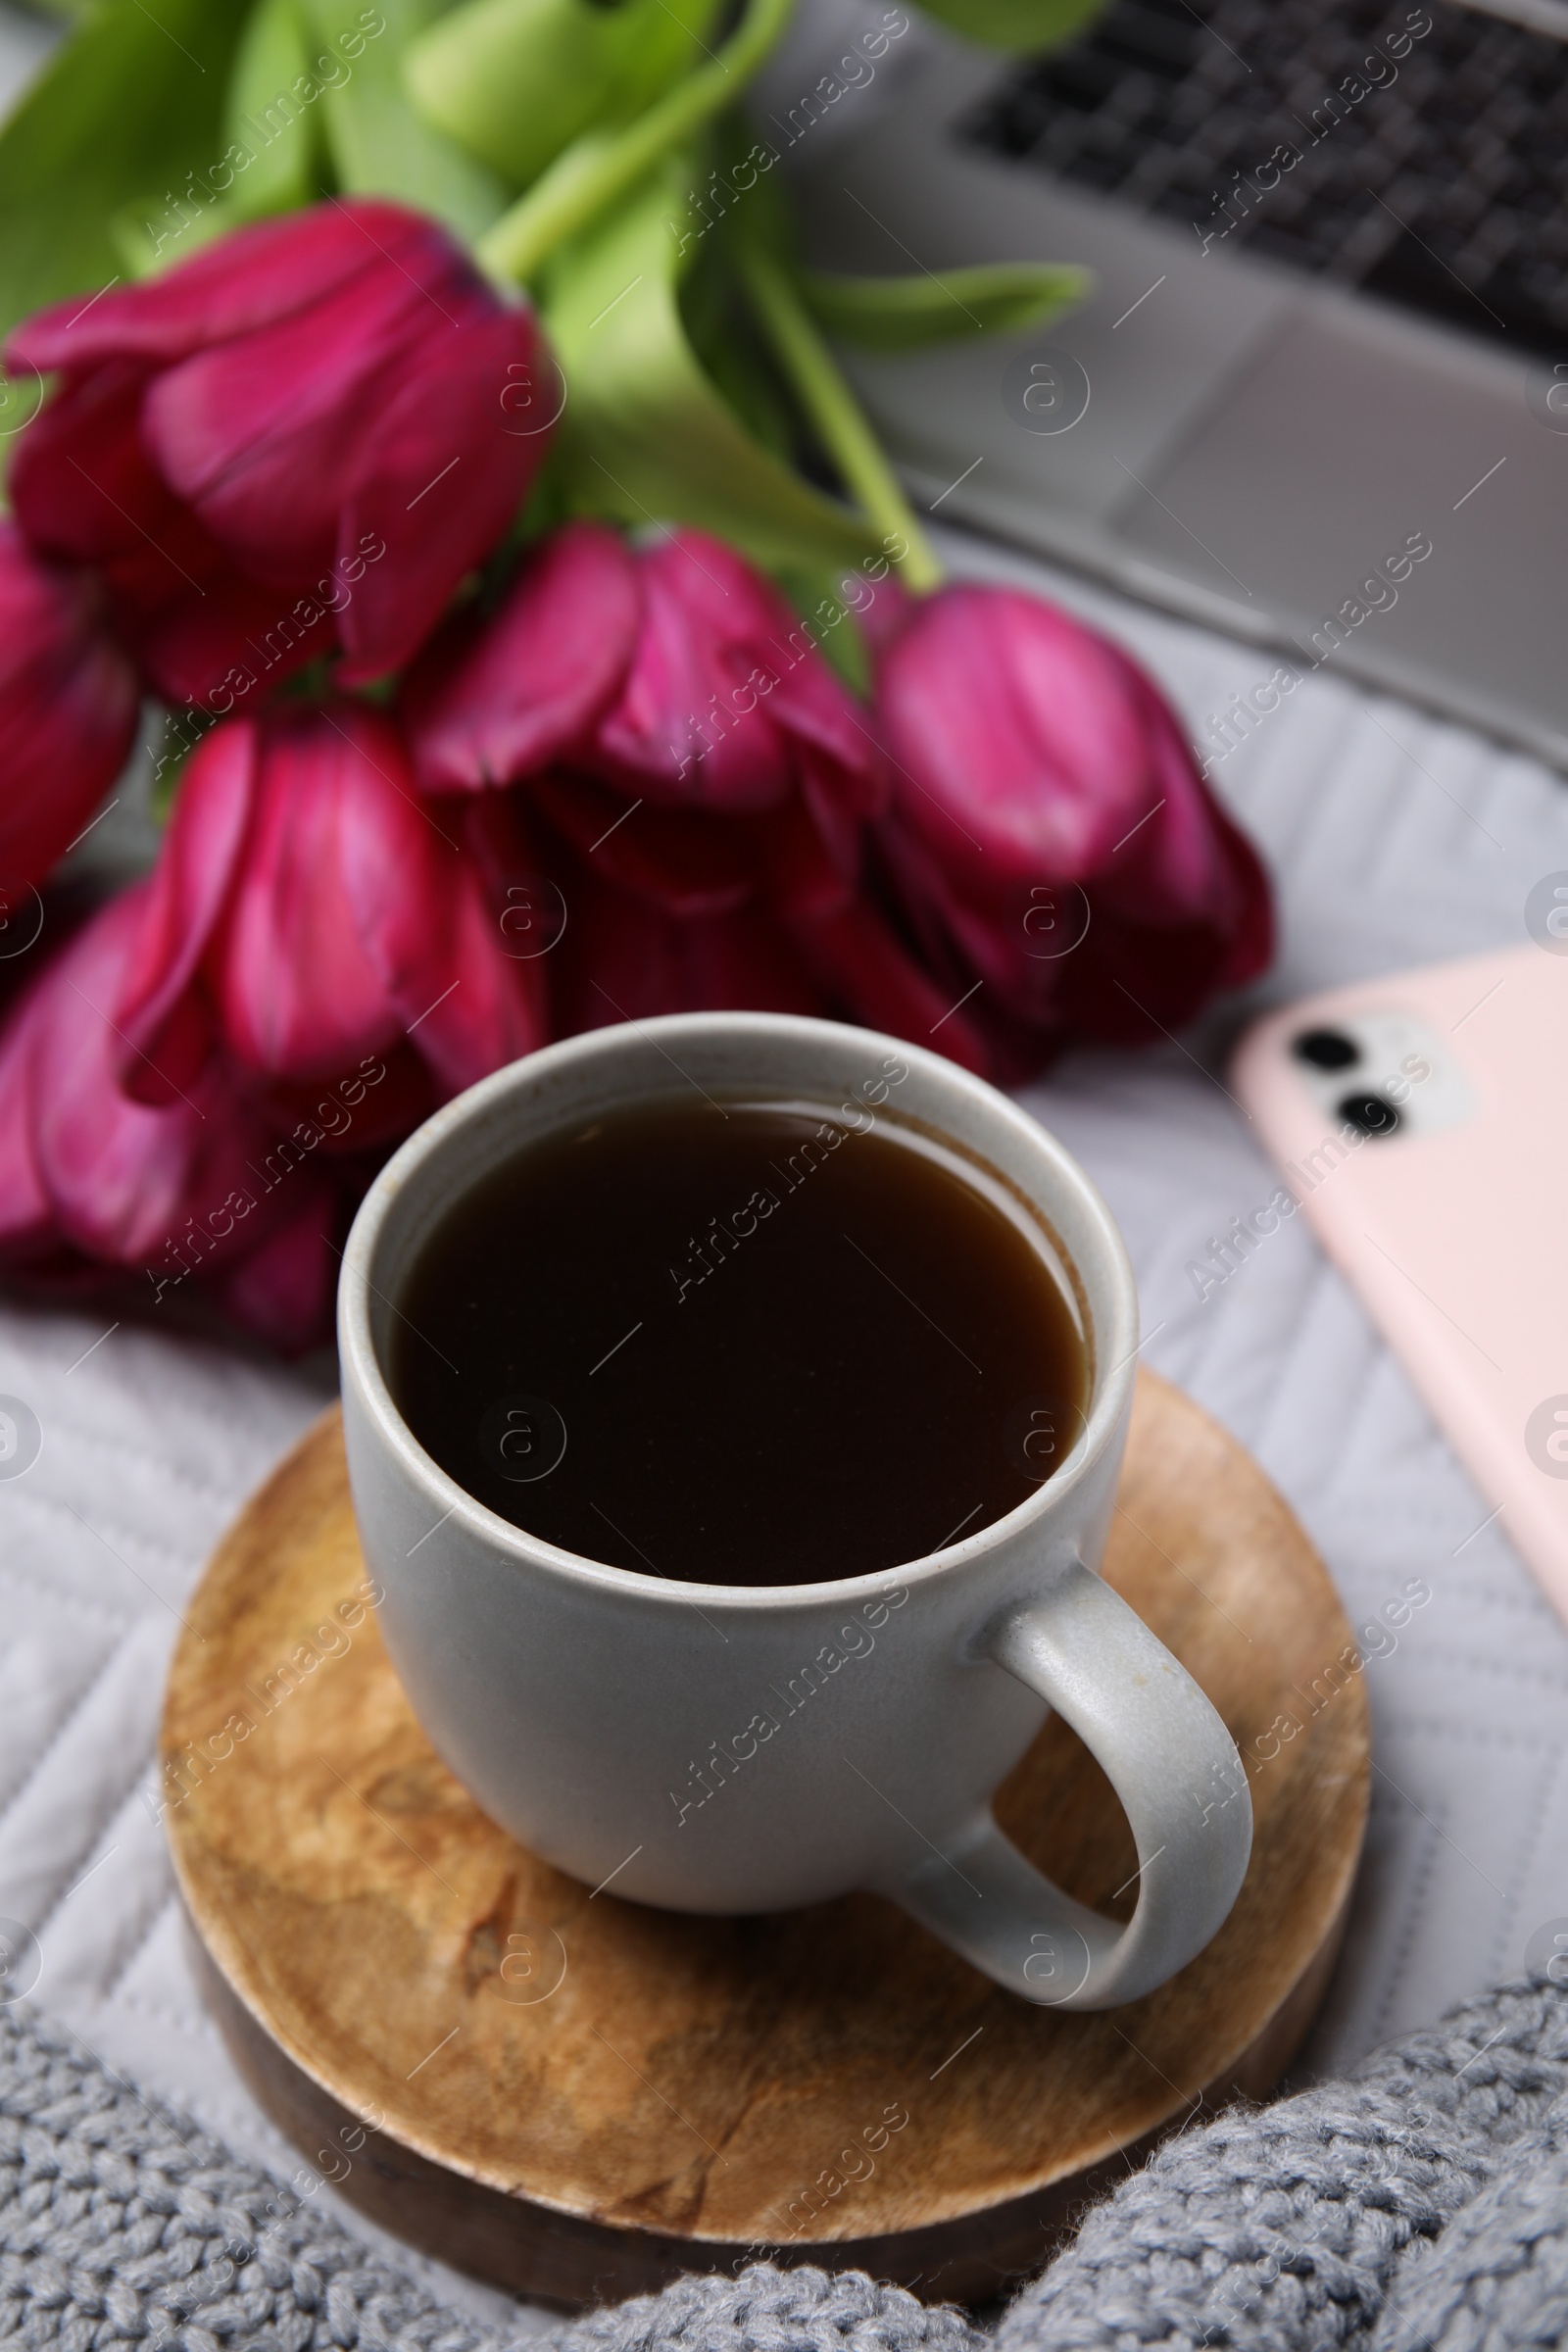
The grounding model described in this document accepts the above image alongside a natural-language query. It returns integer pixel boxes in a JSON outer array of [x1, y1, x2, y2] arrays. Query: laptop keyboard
[[965, 0, 1568, 358]]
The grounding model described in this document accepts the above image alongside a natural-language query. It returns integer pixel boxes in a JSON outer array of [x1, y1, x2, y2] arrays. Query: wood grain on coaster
[[163, 1369, 1368, 2309]]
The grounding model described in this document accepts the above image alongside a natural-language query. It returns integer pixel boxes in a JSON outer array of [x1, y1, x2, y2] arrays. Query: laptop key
[[966, 0, 1568, 360]]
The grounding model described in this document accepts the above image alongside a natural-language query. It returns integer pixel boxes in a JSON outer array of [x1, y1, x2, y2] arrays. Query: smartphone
[[1231, 937, 1568, 1621]]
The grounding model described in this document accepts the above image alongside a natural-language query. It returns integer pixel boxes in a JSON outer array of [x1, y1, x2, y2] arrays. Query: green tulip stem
[[475, 0, 797, 286], [735, 240, 944, 592]]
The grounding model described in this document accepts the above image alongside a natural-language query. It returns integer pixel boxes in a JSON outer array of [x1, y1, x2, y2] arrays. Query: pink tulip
[[6, 200, 550, 705], [406, 522, 885, 821], [0, 887, 263, 1265], [516, 761, 991, 1065], [873, 585, 1272, 1059], [406, 521, 643, 791], [114, 701, 544, 1103], [0, 886, 349, 1348], [0, 522, 139, 888], [404, 517, 1012, 1063], [586, 529, 883, 818]]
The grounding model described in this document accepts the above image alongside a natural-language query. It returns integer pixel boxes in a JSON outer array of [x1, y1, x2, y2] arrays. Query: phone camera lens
[[1337, 1091, 1401, 1139], [1293, 1027, 1360, 1071]]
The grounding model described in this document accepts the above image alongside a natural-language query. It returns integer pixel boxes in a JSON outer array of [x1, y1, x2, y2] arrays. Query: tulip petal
[[115, 719, 257, 1104], [1095, 664, 1274, 965], [557, 871, 682, 1030], [5, 199, 436, 374], [672, 907, 826, 1018], [877, 810, 1059, 1017], [10, 200, 555, 710], [26, 889, 214, 1263], [403, 857, 547, 1098], [212, 705, 445, 1083], [1054, 904, 1238, 1044], [405, 521, 643, 792], [1210, 816, 1274, 990], [870, 578, 1273, 1060], [855, 565, 917, 660], [264, 1046, 436, 1159], [532, 770, 755, 918], [750, 785, 857, 922], [554, 858, 830, 1031], [141, 256, 460, 584], [582, 528, 881, 819], [758, 614, 883, 797], [8, 363, 319, 713], [335, 305, 547, 681], [789, 895, 991, 1076], [0, 973, 53, 1261], [797, 750, 872, 883], [121, 559, 337, 710], [206, 1174, 341, 1352], [0, 524, 140, 889], [0, 882, 360, 1308], [9, 361, 171, 565], [877, 585, 1152, 886], [397, 793, 552, 1094], [588, 530, 795, 810]]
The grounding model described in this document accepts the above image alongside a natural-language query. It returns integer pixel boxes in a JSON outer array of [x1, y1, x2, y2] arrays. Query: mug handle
[[881, 1560, 1253, 2009]]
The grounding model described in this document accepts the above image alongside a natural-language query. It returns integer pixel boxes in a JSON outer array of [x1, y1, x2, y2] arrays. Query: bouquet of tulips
[[0, 0, 1272, 1348]]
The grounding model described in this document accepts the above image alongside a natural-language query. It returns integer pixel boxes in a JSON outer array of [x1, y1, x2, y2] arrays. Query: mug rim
[[339, 1011, 1141, 1610]]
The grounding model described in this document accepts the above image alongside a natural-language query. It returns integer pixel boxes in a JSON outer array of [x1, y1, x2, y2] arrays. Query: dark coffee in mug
[[391, 1087, 1089, 1586]]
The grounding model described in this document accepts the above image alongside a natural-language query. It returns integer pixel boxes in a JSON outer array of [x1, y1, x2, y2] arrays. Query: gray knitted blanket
[[5, 1976, 1568, 2352]]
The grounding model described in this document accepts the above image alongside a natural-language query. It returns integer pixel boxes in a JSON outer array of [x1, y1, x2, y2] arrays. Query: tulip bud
[[6, 200, 553, 706], [584, 529, 881, 819], [0, 881, 347, 1348], [114, 701, 544, 1103], [409, 520, 885, 823], [873, 584, 1272, 1057], [0, 888, 260, 1268]]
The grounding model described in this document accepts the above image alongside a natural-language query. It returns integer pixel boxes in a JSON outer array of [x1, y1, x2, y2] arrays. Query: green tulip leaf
[[108, 0, 338, 277], [799, 259, 1088, 350], [220, 0, 326, 220], [473, 0, 795, 287], [678, 234, 799, 463], [301, 0, 508, 239], [108, 0, 349, 277], [107, 193, 232, 277], [403, 0, 723, 189], [909, 0, 1106, 48], [541, 159, 876, 580], [0, 0, 252, 341]]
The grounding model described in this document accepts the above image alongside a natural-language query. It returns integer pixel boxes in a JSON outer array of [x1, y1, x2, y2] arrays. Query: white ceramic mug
[[339, 1013, 1251, 2009]]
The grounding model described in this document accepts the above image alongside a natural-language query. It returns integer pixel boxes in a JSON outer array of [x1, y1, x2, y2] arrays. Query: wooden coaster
[[162, 1370, 1368, 2311]]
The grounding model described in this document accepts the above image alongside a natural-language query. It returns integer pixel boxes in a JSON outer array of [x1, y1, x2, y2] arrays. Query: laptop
[[772, 0, 1568, 770]]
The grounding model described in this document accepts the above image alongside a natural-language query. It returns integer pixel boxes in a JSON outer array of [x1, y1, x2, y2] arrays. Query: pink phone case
[[1231, 942, 1568, 1621]]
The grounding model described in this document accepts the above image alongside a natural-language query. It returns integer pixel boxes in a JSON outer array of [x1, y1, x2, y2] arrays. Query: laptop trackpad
[[1110, 310, 1568, 748]]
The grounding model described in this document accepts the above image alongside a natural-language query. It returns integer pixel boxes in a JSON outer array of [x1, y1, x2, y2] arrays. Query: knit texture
[[999, 1976, 1568, 2352], [1372, 2078, 1568, 2352], [3, 1981, 1566, 2352]]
